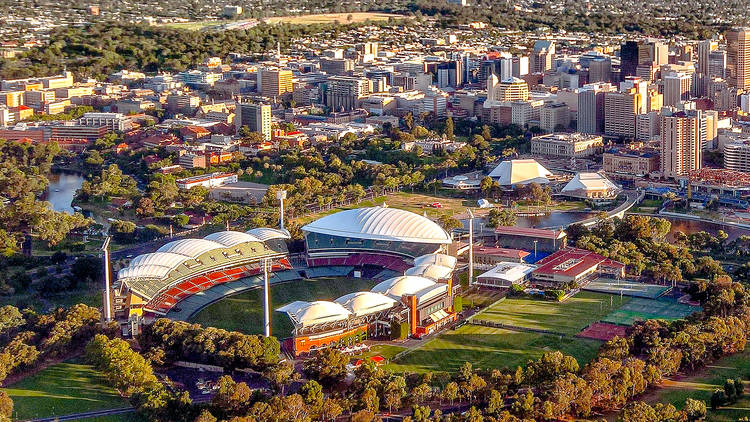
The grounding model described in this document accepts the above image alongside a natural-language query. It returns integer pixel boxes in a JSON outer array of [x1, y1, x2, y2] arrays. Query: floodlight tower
[[467, 209, 474, 287], [263, 258, 271, 338], [101, 236, 112, 322], [276, 190, 287, 230]]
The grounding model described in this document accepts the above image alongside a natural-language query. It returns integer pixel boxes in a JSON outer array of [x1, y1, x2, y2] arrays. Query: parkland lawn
[[387, 324, 601, 374], [190, 277, 378, 336], [644, 349, 750, 421], [3, 360, 130, 420], [475, 291, 630, 336]]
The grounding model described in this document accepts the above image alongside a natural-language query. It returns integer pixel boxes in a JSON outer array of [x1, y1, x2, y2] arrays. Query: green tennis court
[[602, 298, 701, 325], [584, 279, 670, 299]]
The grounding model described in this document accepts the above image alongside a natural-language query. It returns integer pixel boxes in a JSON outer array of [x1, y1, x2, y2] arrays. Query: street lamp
[[276, 190, 287, 230], [101, 236, 112, 323], [467, 209, 474, 288]]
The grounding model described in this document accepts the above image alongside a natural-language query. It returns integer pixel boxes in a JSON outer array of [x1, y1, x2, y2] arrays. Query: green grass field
[[190, 277, 378, 336], [387, 324, 601, 374], [645, 349, 750, 421], [2, 360, 131, 420], [475, 291, 630, 336], [602, 298, 701, 326]]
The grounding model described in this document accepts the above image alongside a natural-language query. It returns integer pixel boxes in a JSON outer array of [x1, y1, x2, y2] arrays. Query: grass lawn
[[361, 344, 408, 362], [190, 277, 378, 336], [3, 360, 130, 420], [0, 289, 102, 312], [387, 324, 601, 374], [475, 291, 630, 336], [644, 349, 750, 421], [88, 413, 146, 422], [293, 192, 474, 226]]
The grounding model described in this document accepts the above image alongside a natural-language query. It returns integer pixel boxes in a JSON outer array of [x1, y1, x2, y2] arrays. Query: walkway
[[570, 189, 644, 228]]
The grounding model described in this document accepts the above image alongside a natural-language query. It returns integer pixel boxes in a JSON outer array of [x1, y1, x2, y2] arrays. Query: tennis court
[[584, 279, 670, 299], [601, 298, 701, 325], [577, 322, 628, 341]]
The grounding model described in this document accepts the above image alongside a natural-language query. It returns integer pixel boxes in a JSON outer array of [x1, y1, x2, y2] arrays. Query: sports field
[[584, 279, 671, 299], [3, 360, 130, 420], [190, 277, 378, 336], [602, 298, 700, 326], [474, 291, 630, 336], [387, 324, 601, 374], [644, 349, 750, 421]]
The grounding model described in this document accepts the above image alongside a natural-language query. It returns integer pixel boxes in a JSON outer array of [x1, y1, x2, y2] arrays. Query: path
[[21, 407, 135, 422]]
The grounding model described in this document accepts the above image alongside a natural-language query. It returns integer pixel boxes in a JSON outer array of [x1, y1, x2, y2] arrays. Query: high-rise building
[[530, 40, 555, 73], [697, 40, 718, 76], [512, 56, 529, 77], [727, 28, 750, 90], [578, 83, 615, 134], [258, 68, 293, 97], [663, 72, 692, 106], [589, 58, 612, 83], [539, 102, 570, 132], [708, 50, 727, 79], [236, 102, 272, 140], [620, 41, 639, 80], [638, 40, 669, 66], [660, 108, 703, 178], [604, 88, 640, 139], [325, 76, 371, 111], [489, 77, 529, 101], [320, 58, 355, 76]]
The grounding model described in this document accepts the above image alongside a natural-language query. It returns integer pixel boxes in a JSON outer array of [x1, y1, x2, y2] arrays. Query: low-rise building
[[602, 147, 660, 180], [532, 247, 625, 286], [530, 133, 604, 158], [475, 262, 537, 289], [176, 172, 237, 189]]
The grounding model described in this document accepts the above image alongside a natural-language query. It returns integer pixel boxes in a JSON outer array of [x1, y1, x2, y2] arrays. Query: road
[[22, 407, 136, 422]]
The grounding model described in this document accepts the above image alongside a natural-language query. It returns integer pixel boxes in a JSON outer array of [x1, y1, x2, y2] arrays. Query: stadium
[[111, 228, 292, 325], [110, 205, 460, 354]]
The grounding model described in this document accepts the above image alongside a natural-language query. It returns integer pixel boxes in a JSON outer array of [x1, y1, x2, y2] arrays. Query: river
[[46, 171, 85, 214]]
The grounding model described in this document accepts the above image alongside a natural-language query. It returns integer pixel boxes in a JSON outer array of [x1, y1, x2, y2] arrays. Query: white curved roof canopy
[[405, 264, 454, 280], [302, 207, 451, 244], [334, 292, 397, 317], [489, 159, 552, 186], [371, 275, 437, 300], [157, 238, 224, 258], [247, 227, 291, 241], [276, 300, 351, 328], [204, 230, 262, 247], [414, 253, 457, 270], [129, 252, 189, 269], [561, 172, 620, 195], [117, 264, 174, 280]]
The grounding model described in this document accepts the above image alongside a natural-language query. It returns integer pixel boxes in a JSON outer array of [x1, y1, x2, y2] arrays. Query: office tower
[[638, 40, 669, 66], [708, 50, 727, 78], [539, 102, 570, 132], [727, 28, 750, 90], [499, 57, 514, 80], [236, 102, 272, 140], [663, 72, 692, 106], [660, 108, 703, 178], [620, 41, 639, 80], [320, 58, 354, 76], [578, 83, 615, 134], [258, 68, 293, 97], [436, 60, 463, 88], [479, 60, 497, 84], [703, 110, 718, 149], [512, 56, 529, 77], [589, 58, 612, 83], [325, 76, 370, 111], [620, 76, 649, 114], [697, 39, 718, 75], [604, 89, 639, 139], [636, 111, 660, 141], [530, 40, 555, 73], [494, 77, 529, 101], [356, 42, 378, 58]]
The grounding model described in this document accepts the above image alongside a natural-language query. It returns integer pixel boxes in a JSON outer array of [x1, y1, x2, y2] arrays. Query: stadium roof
[[247, 227, 291, 241], [334, 292, 397, 317], [302, 206, 451, 244], [405, 264, 454, 280], [157, 238, 225, 258], [488, 159, 552, 186], [276, 300, 351, 328], [561, 172, 620, 198], [413, 253, 457, 269], [371, 275, 437, 300]]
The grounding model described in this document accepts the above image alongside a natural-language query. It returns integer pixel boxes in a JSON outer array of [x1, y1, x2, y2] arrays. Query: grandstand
[[111, 229, 292, 324], [302, 206, 452, 272]]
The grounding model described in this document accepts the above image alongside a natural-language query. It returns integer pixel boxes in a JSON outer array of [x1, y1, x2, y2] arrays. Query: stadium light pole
[[277, 190, 287, 231], [468, 209, 475, 287], [101, 236, 112, 323], [263, 258, 271, 338]]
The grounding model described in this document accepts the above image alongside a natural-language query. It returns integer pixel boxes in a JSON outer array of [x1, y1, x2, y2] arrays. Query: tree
[[510, 390, 535, 418], [683, 398, 706, 421], [194, 409, 217, 422], [300, 380, 324, 409], [724, 379, 737, 402], [172, 214, 190, 227], [0, 391, 12, 422], [437, 214, 462, 232], [351, 410, 381, 422], [264, 361, 296, 395], [442, 381, 458, 405], [710, 389, 726, 410], [360, 387, 379, 413], [320, 398, 343, 421], [303, 348, 348, 387], [444, 117, 455, 140], [487, 208, 517, 228]]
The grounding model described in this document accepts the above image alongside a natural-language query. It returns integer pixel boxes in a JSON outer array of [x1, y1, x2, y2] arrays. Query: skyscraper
[[660, 108, 703, 179], [697, 39, 718, 76], [620, 41, 639, 80], [325, 76, 371, 111], [727, 28, 750, 90], [604, 88, 639, 139], [578, 83, 615, 134], [663, 72, 692, 107], [258, 68, 294, 97], [236, 102, 272, 140]]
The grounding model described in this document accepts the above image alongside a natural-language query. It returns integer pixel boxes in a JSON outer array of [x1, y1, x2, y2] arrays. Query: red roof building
[[494, 226, 567, 252], [532, 247, 625, 285], [473, 245, 530, 265]]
